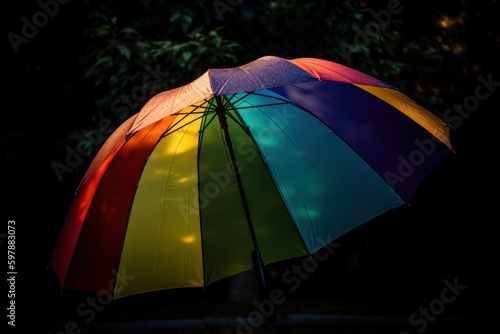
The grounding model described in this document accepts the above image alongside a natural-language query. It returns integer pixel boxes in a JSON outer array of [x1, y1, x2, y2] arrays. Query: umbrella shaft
[[215, 98, 273, 314], [214, 97, 259, 248]]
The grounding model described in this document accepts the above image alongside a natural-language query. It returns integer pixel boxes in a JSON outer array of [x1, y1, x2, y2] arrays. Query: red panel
[[289, 57, 392, 88], [50, 143, 123, 287], [63, 116, 176, 295], [79, 114, 137, 188]]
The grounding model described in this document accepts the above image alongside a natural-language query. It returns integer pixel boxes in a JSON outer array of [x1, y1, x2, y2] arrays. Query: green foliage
[[222, 0, 449, 111], [82, 9, 240, 108], [71, 0, 487, 158]]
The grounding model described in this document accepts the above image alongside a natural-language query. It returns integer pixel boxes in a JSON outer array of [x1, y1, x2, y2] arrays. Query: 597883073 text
[[7, 220, 16, 327]]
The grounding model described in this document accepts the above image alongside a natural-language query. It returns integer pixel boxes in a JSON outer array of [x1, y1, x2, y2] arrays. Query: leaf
[[117, 44, 131, 60], [182, 50, 192, 63], [120, 27, 140, 37]]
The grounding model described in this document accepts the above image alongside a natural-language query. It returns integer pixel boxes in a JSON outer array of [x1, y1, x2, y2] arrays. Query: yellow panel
[[355, 84, 452, 150], [115, 105, 205, 299]]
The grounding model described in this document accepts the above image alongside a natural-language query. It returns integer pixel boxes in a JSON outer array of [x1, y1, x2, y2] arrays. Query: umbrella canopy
[[49, 55, 452, 300]]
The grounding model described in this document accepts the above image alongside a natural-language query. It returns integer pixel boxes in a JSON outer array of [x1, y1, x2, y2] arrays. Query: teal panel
[[224, 105, 309, 264], [232, 90, 405, 253]]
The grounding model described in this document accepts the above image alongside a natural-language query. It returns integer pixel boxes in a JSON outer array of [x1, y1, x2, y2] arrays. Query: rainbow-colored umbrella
[[49, 56, 452, 300]]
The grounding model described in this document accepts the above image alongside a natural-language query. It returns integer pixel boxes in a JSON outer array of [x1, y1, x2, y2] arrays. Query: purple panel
[[269, 81, 451, 201], [208, 56, 316, 96]]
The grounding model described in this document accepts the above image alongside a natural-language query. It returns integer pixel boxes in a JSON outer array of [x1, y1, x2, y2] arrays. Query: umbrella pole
[[215, 97, 277, 321], [251, 250, 276, 321]]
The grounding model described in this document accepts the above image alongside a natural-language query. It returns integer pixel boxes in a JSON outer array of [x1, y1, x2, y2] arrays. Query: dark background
[[3, 0, 500, 333]]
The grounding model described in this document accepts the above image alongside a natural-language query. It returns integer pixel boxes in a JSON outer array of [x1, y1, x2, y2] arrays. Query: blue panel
[[269, 81, 451, 201]]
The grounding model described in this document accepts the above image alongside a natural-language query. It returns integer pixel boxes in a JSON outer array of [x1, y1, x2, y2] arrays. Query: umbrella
[[49, 55, 452, 303]]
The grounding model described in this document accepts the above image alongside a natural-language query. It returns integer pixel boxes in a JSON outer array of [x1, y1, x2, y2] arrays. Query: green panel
[[198, 102, 254, 286], [116, 110, 204, 298], [225, 106, 309, 263]]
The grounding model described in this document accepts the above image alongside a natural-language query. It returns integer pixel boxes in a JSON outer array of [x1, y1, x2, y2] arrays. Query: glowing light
[[452, 44, 465, 55], [182, 235, 196, 243], [439, 17, 452, 28]]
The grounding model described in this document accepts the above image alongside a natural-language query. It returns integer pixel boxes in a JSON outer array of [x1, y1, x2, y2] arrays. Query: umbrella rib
[[223, 109, 248, 134], [232, 102, 291, 109], [249, 89, 313, 109], [226, 91, 308, 133], [196, 98, 224, 285], [227, 90, 271, 105], [161, 112, 207, 138], [219, 95, 250, 131], [291, 176, 319, 245], [201, 113, 218, 133], [233, 89, 310, 114], [199, 99, 219, 133], [195, 109, 213, 287], [223, 91, 252, 106], [160, 102, 208, 136], [222, 95, 282, 146], [245, 90, 294, 102], [256, 110, 318, 204]]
